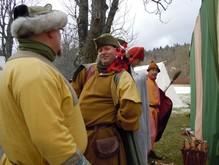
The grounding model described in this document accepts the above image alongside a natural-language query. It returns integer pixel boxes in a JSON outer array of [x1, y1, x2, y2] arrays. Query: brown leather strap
[[149, 104, 159, 108], [91, 124, 121, 143], [86, 123, 113, 130]]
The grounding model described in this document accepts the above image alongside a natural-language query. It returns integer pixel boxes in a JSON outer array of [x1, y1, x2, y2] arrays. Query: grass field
[[153, 94, 191, 165], [154, 112, 190, 165]]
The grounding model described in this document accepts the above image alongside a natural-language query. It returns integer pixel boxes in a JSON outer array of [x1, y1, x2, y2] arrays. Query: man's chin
[[102, 62, 110, 66], [101, 59, 114, 66]]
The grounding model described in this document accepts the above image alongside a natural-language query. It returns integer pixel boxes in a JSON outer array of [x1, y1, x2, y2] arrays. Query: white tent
[[134, 62, 187, 108]]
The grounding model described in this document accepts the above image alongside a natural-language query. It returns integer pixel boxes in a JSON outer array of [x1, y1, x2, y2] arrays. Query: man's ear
[[47, 31, 55, 38]]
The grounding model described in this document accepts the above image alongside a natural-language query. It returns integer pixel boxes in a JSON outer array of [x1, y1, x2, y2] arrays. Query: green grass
[[153, 111, 190, 165]]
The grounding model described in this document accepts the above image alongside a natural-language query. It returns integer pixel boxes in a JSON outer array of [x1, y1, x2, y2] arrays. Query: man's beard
[[57, 49, 62, 57]]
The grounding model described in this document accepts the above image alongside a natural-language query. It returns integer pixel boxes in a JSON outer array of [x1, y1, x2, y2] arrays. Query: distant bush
[[143, 43, 190, 84]]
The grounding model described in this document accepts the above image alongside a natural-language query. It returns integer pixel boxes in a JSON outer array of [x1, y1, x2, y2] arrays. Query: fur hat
[[94, 33, 120, 50], [11, 4, 67, 38], [128, 47, 145, 63], [147, 60, 160, 72]]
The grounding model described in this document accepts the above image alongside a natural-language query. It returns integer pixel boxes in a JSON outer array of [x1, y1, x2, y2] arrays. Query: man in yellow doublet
[[0, 4, 89, 165], [72, 33, 142, 165]]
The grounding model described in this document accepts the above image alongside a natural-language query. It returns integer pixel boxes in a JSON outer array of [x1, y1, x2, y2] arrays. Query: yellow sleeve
[[115, 71, 142, 131], [117, 100, 142, 131], [71, 68, 87, 97]]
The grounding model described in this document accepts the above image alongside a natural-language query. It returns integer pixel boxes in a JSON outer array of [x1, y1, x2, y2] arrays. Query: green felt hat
[[94, 33, 120, 50], [117, 38, 127, 46]]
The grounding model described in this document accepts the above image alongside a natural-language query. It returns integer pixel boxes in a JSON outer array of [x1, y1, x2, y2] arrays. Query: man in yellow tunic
[[0, 4, 89, 165], [147, 60, 163, 160], [72, 33, 142, 165]]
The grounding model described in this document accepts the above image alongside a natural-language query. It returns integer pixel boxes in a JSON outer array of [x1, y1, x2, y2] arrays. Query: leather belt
[[86, 123, 114, 130], [149, 105, 159, 108]]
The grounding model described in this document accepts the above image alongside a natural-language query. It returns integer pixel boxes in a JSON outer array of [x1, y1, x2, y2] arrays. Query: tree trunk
[[5, 15, 14, 61], [0, 0, 15, 61], [77, 0, 119, 64], [77, 0, 88, 49]]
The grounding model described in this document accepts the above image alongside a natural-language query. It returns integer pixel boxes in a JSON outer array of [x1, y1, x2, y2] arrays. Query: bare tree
[[73, 0, 121, 64], [0, 0, 173, 67], [0, 0, 16, 61], [143, 0, 172, 21], [62, 0, 173, 66], [55, 0, 133, 77]]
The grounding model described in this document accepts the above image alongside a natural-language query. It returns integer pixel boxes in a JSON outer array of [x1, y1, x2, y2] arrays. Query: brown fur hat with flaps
[[11, 4, 67, 38], [147, 60, 160, 72], [94, 33, 120, 50]]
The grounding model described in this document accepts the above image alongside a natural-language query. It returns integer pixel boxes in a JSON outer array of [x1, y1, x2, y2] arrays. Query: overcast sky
[[127, 0, 202, 50], [45, 0, 201, 51]]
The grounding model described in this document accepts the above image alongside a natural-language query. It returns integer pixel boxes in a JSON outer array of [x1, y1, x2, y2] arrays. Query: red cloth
[[107, 47, 129, 72], [128, 47, 145, 63], [155, 88, 173, 142]]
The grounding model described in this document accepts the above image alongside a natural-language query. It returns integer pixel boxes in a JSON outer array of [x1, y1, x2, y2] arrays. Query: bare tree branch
[[0, 0, 40, 60], [0, 0, 15, 60], [143, 0, 172, 22], [103, 0, 119, 33]]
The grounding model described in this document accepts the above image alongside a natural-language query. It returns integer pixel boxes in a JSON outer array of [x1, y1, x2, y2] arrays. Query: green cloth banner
[[190, 0, 219, 163]]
